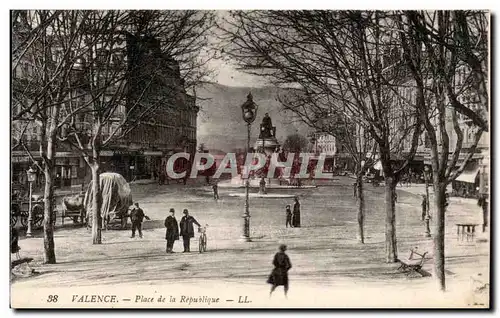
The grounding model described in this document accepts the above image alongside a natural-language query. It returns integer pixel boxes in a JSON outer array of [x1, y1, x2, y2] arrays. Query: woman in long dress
[[267, 244, 292, 297], [292, 196, 301, 227]]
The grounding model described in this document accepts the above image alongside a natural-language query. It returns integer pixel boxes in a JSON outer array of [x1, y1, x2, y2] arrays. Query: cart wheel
[[20, 212, 28, 228], [11, 204, 20, 227], [33, 205, 44, 228], [203, 236, 207, 252], [11, 215, 18, 227]]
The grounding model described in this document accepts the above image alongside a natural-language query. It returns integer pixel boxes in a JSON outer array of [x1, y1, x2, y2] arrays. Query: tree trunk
[[433, 182, 446, 291], [91, 164, 102, 244], [384, 177, 398, 262], [41, 128, 57, 264], [42, 161, 56, 264], [356, 174, 365, 244]]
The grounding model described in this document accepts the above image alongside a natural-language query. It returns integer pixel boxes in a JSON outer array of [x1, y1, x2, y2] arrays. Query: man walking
[[164, 208, 179, 253], [130, 202, 148, 238], [212, 182, 219, 200], [421, 194, 428, 221], [179, 209, 201, 252]]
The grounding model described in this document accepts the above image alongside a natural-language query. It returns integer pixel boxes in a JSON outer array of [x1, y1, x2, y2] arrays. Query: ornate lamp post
[[423, 165, 431, 237], [241, 93, 258, 242], [26, 167, 37, 238]]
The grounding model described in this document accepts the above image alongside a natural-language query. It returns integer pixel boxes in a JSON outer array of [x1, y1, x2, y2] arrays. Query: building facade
[[11, 18, 198, 189], [379, 50, 489, 196], [310, 132, 338, 172]]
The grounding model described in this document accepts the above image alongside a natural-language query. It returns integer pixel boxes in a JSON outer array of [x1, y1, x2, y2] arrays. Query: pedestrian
[[292, 196, 301, 228], [164, 208, 179, 253], [267, 244, 292, 298], [478, 194, 488, 232], [353, 181, 358, 199], [421, 194, 428, 221], [130, 202, 149, 238], [11, 226, 20, 255], [179, 209, 201, 252], [212, 182, 219, 200], [285, 205, 293, 228]]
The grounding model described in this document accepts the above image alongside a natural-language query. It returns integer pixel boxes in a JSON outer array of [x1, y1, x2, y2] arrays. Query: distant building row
[[12, 16, 198, 189]]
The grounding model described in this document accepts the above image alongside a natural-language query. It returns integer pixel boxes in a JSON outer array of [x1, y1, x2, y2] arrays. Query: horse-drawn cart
[[11, 190, 54, 229], [61, 194, 86, 225], [84, 172, 133, 230]]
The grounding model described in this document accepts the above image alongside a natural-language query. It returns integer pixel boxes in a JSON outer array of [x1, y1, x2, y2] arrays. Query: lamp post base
[[242, 214, 251, 242], [424, 218, 431, 237], [240, 236, 252, 242]]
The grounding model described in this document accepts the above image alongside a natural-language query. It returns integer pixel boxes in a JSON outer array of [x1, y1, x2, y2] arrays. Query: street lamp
[[26, 167, 37, 238], [423, 165, 431, 237], [241, 92, 258, 242]]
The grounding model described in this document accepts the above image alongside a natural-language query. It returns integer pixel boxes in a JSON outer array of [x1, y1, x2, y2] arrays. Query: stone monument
[[254, 113, 280, 156]]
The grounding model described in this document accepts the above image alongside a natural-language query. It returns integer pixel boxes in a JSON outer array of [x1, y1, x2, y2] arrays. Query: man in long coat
[[267, 244, 292, 297], [292, 197, 301, 228], [164, 208, 179, 253], [179, 209, 201, 252]]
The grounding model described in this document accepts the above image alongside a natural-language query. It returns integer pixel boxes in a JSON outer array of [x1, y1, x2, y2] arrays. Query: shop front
[[451, 160, 481, 198], [104, 149, 164, 182]]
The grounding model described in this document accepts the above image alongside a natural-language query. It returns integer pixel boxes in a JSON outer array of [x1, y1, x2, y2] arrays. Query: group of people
[[285, 197, 301, 228], [128, 203, 201, 253], [164, 208, 201, 253], [127, 196, 293, 297]]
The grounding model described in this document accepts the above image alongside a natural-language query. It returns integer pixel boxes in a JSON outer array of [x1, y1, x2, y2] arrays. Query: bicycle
[[198, 224, 208, 253]]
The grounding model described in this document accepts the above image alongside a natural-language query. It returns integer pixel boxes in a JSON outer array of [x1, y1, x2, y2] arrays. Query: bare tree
[[218, 10, 423, 261], [12, 10, 91, 263], [397, 10, 488, 291], [282, 133, 308, 153], [54, 10, 216, 244], [279, 90, 378, 243]]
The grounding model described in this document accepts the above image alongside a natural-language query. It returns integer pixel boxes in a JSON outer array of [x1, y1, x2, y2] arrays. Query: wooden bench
[[397, 248, 430, 277]]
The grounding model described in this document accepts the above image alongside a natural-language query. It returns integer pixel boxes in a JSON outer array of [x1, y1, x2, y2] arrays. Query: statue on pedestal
[[259, 113, 275, 139]]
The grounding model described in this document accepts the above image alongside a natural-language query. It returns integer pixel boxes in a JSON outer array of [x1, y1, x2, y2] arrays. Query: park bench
[[397, 247, 430, 277], [11, 257, 33, 269]]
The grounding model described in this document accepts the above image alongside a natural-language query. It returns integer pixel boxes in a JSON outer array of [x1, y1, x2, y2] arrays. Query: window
[[96, 49, 109, 65]]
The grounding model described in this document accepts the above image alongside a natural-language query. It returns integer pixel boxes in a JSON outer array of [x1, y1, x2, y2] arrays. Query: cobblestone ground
[[11, 177, 489, 307]]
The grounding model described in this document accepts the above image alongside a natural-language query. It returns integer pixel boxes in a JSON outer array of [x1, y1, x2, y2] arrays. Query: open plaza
[[11, 176, 489, 307]]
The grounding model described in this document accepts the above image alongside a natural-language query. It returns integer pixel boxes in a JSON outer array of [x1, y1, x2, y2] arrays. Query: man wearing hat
[[164, 208, 179, 253], [179, 209, 201, 252], [130, 202, 149, 238]]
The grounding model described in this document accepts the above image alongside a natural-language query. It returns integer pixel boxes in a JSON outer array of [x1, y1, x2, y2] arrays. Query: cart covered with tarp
[[84, 172, 133, 229]]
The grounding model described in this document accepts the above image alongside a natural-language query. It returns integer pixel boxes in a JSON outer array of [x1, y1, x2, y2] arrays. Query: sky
[[208, 59, 270, 88]]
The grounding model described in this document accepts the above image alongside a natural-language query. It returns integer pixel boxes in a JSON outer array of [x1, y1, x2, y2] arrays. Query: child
[[285, 205, 293, 228]]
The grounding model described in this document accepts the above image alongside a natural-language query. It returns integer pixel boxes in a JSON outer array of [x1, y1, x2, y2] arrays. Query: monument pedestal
[[254, 137, 280, 156]]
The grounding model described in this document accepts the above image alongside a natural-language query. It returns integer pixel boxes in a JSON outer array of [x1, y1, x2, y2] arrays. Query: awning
[[455, 162, 480, 183], [143, 151, 163, 156]]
